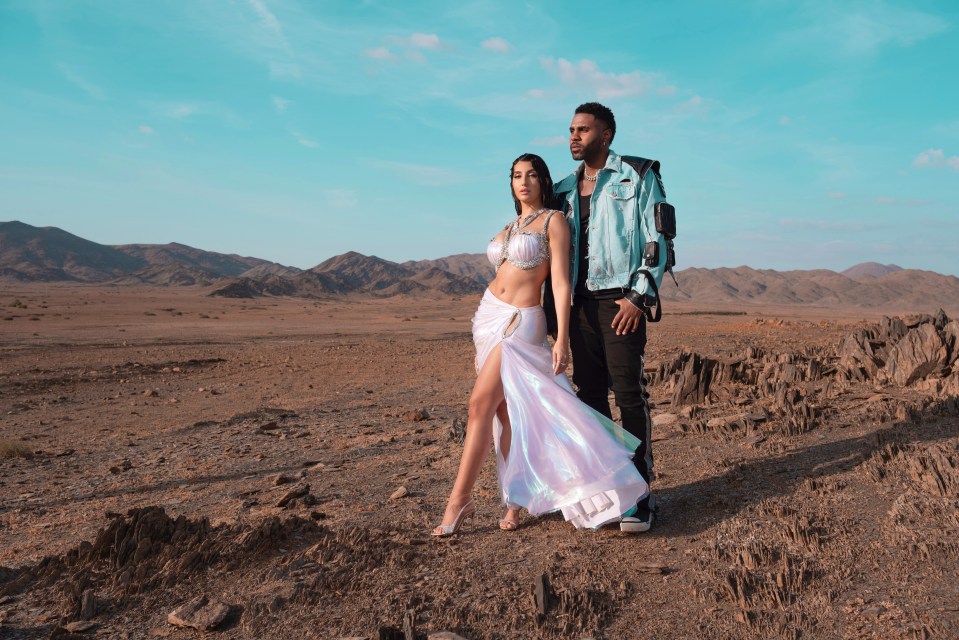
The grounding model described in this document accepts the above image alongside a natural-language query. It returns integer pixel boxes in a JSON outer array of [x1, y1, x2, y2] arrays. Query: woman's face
[[511, 160, 542, 207]]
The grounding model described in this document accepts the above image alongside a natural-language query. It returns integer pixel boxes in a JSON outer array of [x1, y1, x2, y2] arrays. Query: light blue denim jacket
[[553, 150, 668, 299]]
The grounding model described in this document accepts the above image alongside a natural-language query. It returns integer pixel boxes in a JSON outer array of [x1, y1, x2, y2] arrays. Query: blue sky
[[1, 1, 957, 275]]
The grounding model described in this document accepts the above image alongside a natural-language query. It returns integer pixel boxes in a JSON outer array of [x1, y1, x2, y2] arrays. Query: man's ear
[[603, 128, 612, 147]]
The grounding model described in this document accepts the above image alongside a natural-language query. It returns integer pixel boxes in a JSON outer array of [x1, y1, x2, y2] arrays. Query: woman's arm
[[547, 211, 572, 374]]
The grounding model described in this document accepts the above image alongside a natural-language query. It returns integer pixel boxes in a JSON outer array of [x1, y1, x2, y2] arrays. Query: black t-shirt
[[576, 193, 591, 295], [576, 190, 623, 300]]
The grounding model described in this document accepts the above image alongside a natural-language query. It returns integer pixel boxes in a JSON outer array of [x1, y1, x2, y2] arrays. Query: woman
[[432, 153, 648, 536]]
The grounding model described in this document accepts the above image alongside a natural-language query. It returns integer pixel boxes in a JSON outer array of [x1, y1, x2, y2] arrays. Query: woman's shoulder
[[543, 209, 566, 227]]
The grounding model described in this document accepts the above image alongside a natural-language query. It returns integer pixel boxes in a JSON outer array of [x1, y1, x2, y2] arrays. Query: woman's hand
[[552, 341, 570, 375]]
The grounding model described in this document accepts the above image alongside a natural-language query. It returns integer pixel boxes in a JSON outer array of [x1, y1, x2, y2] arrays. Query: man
[[552, 102, 672, 533]]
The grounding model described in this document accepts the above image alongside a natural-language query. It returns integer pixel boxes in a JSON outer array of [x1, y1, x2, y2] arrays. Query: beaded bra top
[[486, 209, 557, 270]]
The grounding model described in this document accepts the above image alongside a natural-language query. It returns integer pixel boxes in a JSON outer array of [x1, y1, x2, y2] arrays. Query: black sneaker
[[620, 495, 655, 533]]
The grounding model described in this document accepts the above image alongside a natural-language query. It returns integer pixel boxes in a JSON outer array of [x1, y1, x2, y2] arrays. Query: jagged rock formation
[[655, 310, 958, 409], [647, 311, 959, 443], [837, 310, 959, 392]]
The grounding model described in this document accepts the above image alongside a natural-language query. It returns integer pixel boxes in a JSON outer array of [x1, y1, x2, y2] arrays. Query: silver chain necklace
[[515, 208, 547, 231], [583, 169, 599, 182]]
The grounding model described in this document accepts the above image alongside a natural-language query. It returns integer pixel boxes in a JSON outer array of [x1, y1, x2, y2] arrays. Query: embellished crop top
[[486, 209, 558, 270]]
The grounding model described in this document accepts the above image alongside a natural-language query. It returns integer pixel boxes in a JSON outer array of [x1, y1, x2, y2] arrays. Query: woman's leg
[[494, 402, 521, 528], [496, 402, 511, 459], [435, 344, 506, 529]]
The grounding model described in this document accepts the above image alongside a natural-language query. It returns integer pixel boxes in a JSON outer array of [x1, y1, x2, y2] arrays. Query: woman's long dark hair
[[510, 153, 554, 215]]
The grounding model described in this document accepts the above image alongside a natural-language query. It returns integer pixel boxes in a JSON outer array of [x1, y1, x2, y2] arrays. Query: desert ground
[[1, 284, 957, 639]]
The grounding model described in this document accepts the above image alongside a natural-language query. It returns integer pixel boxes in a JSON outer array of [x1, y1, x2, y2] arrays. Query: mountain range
[[3, 220, 957, 310]]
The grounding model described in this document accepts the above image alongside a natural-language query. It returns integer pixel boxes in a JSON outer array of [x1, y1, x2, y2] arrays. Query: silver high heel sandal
[[431, 499, 476, 537], [499, 504, 520, 531]]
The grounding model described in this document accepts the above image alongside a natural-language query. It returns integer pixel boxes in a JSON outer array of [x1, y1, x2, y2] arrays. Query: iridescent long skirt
[[472, 288, 649, 529]]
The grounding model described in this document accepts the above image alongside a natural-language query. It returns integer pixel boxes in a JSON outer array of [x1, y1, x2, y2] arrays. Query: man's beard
[[572, 140, 603, 162]]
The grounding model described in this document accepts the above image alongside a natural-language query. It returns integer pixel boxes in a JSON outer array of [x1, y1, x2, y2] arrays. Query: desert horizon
[[4, 220, 959, 318]]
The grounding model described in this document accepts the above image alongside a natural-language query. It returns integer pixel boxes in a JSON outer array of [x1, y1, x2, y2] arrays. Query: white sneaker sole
[[620, 517, 652, 533]]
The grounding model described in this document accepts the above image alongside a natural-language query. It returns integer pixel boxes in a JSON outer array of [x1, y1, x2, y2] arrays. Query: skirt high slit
[[472, 288, 649, 529]]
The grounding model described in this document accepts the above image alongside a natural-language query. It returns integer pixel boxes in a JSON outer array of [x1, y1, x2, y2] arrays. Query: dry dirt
[[1, 284, 957, 639]]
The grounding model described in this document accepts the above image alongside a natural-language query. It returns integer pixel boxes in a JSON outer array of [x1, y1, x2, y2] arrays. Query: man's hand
[[611, 298, 644, 336]]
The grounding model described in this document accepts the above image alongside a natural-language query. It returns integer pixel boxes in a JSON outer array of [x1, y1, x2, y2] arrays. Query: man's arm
[[625, 169, 669, 307]]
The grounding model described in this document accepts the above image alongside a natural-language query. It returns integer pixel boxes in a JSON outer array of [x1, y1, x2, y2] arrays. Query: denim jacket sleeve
[[631, 169, 668, 299]]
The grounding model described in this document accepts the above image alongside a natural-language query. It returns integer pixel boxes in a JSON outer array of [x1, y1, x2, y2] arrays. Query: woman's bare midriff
[[488, 262, 549, 308]]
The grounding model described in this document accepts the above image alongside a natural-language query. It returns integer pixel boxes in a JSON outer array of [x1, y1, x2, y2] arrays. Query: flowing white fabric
[[472, 289, 649, 529]]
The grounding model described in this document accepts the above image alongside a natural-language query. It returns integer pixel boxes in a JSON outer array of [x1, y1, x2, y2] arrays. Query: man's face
[[569, 113, 609, 162]]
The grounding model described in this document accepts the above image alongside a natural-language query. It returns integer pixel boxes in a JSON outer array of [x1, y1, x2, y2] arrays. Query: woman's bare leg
[[434, 344, 505, 530], [495, 402, 521, 527]]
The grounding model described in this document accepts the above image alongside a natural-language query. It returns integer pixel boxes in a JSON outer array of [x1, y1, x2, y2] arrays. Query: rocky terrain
[[1, 284, 958, 639]]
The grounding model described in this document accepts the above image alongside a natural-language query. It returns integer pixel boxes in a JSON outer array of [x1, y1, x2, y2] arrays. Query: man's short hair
[[575, 102, 616, 143]]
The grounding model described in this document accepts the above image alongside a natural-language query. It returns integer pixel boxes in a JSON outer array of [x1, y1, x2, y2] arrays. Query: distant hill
[[210, 252, 485, 299], [239, 263, 303, 279], [310, 251, 416, 292], [841, 262, 903, 280], [3, 222, 956, 310], [402, 253, 494, 285], [0, 220, 145, 281], [0, 221, 293, 285], [115, 242, 272, 278], [660, 264, 959, 310]]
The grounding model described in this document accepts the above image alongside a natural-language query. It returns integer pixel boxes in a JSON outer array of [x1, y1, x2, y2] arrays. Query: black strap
[[621, 155, 666, 198], [620, 155, 660, 178], [633, 269, 662, 323]]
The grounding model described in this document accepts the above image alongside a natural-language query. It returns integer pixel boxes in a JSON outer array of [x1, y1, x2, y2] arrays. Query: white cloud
[[410, 33, 440, 49], [734, 231, 782, 243], [288, 129, 317, 147], [827, 192, 847, 199], [674, 95, 710, 114], [147, 101, 246, 126], [913, 148, 959, 170], [541, 58, 652, 99], [162, 103, 198, 118], [272, 96, 291, 113], [526, 89, 546, 99], [779, 115, 791, 125], [367, 159, 469, 186], [482, 37, 511, 54], [873, 196, 931, 206], [327, 189, 358, 209], [379, 33, 452, 63], [837, 8, 947, 54], [364, 47, 397, 61], [270, 62, 300, 79], [531, 135, 567, 147], [389, 33, 448, 50], [778, 218, 872, 232], [656, 85, 677, 96], [138, 125, 154, 135], [247, 0, 282, 35], [783, 5, 949, 57], [244, 0, 300, 78], [56, 63, 106, 101]]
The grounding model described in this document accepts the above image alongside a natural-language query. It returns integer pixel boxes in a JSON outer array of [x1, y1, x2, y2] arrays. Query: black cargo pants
[[569, 294, 654, 487]]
